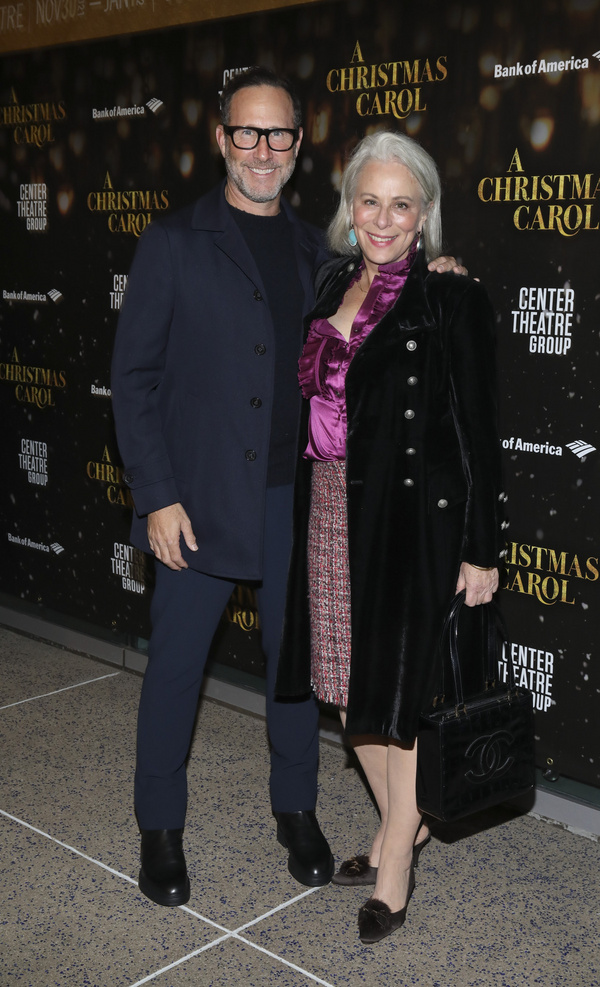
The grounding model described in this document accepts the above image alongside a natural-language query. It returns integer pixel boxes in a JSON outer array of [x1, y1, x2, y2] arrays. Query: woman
[[278, 131, 506, 944]]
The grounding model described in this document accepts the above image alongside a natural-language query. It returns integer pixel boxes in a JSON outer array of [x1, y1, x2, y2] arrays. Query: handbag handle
[[438, 591, 514, 708]]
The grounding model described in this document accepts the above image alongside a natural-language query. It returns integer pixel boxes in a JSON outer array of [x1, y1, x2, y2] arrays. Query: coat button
[[501, 520, 510, 530], [123, 472, 134, 484], [406, 339, 417, 351], [403, 478, 414, 487], [245, 449, 257, 461], [404, 409, 415, 419], [254, 343, 266, 355], [437, 498, 449, 509], [407, 376, 418, 386], [250, 397, 262, 408], [253, 289, 262, 301], [406, 447, 416, 455]]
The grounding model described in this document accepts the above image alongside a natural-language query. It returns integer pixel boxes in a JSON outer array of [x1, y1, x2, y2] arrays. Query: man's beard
[[224, 145, 297, 204]]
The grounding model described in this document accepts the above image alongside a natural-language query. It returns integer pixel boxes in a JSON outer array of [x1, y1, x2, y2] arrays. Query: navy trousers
[[134, 484, 320, 829]]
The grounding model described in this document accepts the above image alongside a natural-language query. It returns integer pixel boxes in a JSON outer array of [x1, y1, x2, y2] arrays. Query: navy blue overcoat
[[111, 181, 327, 580]]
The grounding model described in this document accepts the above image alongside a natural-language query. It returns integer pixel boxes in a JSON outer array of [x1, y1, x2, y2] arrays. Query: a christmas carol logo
[[87, 172, 169, 237], [326, 41, 447, 119], [0, 88, 66, 147], [0, 347, 66, 409], [502, 542, 598, 606], [478, 149, 599, 236]]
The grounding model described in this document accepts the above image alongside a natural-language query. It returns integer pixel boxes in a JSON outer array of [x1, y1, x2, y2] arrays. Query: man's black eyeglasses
[[223, 126, 299, 152]]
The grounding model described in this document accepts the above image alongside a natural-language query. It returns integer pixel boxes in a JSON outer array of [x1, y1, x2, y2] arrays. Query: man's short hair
[[220, 67, 302, 130]]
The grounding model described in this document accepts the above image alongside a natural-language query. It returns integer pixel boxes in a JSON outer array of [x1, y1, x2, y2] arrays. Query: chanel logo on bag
[[464, 730, 515, 784]]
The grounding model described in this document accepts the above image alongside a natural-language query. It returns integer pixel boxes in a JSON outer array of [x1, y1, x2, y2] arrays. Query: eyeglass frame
[[222, 125, 300, 151]]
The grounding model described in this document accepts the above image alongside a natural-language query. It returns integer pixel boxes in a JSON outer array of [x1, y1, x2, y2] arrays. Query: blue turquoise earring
[[348, 227, 358, 247]]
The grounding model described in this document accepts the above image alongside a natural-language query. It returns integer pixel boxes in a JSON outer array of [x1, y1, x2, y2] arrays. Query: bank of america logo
[[566, 440, 596, 459], [50, 542, 65, 555], [593, 50, 600, 62], [47, 289, 63, 303], [146, 98, 164, 114]]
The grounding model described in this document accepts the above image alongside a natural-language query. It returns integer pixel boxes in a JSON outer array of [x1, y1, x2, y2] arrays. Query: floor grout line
[[1, 807, 336, 987], [0, 808, 139, 885], [0, 671, 122, 709]]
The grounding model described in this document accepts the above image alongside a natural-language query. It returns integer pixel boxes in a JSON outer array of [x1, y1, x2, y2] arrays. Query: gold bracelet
[[468, 563, 495, 571]]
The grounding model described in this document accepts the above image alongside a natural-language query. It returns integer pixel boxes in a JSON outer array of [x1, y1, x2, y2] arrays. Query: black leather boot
[[139, 828, 190, 906], [275, 810, 334, 886]]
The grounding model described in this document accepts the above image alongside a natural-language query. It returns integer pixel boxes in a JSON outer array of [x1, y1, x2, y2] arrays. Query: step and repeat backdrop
[[0, 0, 598, 787]]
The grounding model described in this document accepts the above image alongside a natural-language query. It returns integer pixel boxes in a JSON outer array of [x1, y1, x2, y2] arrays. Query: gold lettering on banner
[[225, 585, 260, 631], [0, 346, 66, 408], [326, 42, 447, 119], [0, 0, 327, 56], [87, 171, 169, 236], [0, 88, 66, 146], [502, 540, 599, 606], [478, 149, 600, 235], [86, 444, 134, 507]]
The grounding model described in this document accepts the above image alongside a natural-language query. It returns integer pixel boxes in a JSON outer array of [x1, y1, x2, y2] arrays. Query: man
[[111, 67, 462, 906]]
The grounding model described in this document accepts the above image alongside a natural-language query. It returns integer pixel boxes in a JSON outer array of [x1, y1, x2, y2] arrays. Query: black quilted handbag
[[416, 591, 535, 822]]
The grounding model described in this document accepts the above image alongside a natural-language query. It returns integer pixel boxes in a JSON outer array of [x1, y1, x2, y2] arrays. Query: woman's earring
[[416, 229, 423, 250], [348, 227, 358, 247]]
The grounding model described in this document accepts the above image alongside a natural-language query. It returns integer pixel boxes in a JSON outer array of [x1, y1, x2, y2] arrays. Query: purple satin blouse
[[299, 248, 416, 461]]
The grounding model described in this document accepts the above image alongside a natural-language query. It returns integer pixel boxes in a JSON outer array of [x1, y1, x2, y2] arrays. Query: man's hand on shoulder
[[428, 255, 468, 277], [147, 503, 198, 570]]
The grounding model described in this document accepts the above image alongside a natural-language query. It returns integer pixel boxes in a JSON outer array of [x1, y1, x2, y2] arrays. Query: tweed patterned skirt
[[307, 460, 351, 707]]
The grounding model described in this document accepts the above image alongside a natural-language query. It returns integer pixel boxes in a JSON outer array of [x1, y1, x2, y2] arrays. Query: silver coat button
[[403, 478, 414, 487], [407, 376, 418, 386], [437, 498, 448, 509], [406, 447, 416, 456], [406, 339, 417, 351], [501, 520, 510, 530], [404, 409, 415, 419]]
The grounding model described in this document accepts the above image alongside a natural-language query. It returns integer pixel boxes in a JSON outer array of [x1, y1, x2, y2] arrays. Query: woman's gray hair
[[327, 131, 442, 262]]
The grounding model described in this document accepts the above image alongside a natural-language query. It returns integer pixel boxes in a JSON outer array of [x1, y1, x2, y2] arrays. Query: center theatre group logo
[[87, 173, 169, 237], [86, 445, 133, 507], [16, 183, 48, 233], [19, 437, 49, 486], [326, 41, 447, 119], [502, 542, 598, 606], [111, 542, 147, 596], [499, 642, 554, 712], [0, 347, 66, 409], [478, 149, 599, 236], [511, 285, 575, 356], [0, 88, 66, 147]]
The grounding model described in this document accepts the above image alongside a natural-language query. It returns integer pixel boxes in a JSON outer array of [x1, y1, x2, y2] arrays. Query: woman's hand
[[455, 562, 499, 606]]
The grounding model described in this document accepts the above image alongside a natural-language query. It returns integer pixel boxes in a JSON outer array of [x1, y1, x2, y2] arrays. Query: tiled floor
[[1, 625, 599, 987]]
